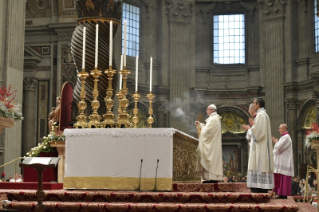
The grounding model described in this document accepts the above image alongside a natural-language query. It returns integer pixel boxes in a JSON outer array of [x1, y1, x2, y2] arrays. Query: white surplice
[[195, 112, 223, 181], [247, 108, 274, 189], [273, 133, 294, 176]]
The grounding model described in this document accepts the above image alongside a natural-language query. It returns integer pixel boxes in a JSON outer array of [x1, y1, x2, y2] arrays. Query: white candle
[[95, 24, 99, 68], [135, 56, 139, 92], [123, 20, 127, 66], [150, 57, 152, 91], [82, 27, 86, 69], [119, 54, 123, 89], [109, 21, 113, 67]]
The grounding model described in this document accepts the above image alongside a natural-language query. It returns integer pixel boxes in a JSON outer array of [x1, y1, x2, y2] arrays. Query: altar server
[[272, 124, 294, 199], [195, 104, 223, 183], [247, 97, 274, 193], [241, 103, 258, 192]]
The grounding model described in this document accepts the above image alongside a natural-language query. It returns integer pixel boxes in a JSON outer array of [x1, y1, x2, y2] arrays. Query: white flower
[[43, 146, 46, 149]]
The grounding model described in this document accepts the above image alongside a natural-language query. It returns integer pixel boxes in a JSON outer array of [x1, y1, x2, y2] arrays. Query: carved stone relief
[[58, 0, 78, 22], [167, 0, 194, 23], [26, 0, 52, 18], [61, 44, 76, 86], [285, 97, 298, 110], [23, 78, 38, 92], [259, 0, 287, 17]]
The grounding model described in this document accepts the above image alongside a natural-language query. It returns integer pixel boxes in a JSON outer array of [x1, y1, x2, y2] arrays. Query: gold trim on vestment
[[63, 177, 172, 190]]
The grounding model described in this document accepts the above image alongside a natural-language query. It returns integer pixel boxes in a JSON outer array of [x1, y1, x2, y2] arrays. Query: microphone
[[153, 159, 159, 191], [137, 159, 143, 191]]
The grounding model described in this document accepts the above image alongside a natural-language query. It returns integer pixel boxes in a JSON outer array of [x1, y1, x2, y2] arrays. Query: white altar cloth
[[63, 128, 175, 190]]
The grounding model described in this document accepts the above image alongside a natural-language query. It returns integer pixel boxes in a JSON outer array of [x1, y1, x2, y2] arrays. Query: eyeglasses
[[206, 109, 213, 110]]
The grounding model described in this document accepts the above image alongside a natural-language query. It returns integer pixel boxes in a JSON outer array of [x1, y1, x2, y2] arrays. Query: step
[[5, 190, 271, 203], [172, 182, 247, 192], [0, 182, 63, 190], [7, 197, 299, 212]]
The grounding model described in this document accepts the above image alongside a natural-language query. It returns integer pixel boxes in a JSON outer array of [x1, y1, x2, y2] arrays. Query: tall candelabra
[[146, 91, 155, 128], [87, 67, 102, 128], [132, 92, 141, 128], [101, 66, 116, 128], [116, 66, 132, 128], [74, 69, 89, 128]]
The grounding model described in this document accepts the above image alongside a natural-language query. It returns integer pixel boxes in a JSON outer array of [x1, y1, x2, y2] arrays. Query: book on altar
[[29, 158, 51, 165]]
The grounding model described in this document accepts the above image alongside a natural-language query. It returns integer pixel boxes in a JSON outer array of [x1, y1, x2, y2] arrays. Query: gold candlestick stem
[[132, 91, 141, 128], [146, 91, 155, 128], [116, 66, 131, 128], [101, 65, 116, 128], [88, 67, 102, 128], [74, 69, 89, 128]]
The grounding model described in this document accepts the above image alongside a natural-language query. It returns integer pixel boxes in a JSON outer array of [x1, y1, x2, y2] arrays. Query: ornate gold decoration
[[116, 66, 131, 128], [173, 131, 199, 181], [63, 176, 172, 190], [101, 66, 116, 128], [132, 92, 141, 128], [305, 140, 319, 204], [303, 105, 316, 129], [146, 92, 155, 128], [86, 0, 94, 11], [220, 112, 246, 134], [87, 67, 102, 128], [74, 69, 89, 128], [128, 109, 148, 128]]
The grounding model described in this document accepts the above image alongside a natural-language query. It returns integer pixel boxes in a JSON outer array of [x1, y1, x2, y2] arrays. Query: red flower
[[0, 85, 17, 109], [306, 122, 319, 135]]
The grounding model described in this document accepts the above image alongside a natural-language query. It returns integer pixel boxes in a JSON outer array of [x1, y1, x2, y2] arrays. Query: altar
[[64, 128, 184, 190]]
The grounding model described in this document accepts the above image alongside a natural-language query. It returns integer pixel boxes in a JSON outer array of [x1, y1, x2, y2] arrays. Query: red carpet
[[0, 182, 307, 211], [5, 190, 271, 203], [0, 182, 63, 190]]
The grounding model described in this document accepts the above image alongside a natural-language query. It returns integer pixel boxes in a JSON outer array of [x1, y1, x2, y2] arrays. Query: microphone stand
[[136, 159, 143, 191], [153, 159, 159, 191]]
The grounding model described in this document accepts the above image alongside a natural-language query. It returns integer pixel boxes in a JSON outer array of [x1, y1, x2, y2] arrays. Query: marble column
[[22, 76, 38, 157], [259, 0, 287, 136], [167, 0, 195, 133], [0, 0, 26, 175], [285, 97, 298, 175]]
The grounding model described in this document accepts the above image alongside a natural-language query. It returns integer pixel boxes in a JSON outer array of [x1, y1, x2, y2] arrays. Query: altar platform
[[0, 183, 307, 211], [63, 128, 199, 191]]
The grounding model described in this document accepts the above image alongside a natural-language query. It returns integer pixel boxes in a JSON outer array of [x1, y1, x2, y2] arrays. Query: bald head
[[278, 124, 288, 135], [280, 124, 288, 131]]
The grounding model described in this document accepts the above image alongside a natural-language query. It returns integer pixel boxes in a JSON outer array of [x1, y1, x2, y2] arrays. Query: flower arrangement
[[26, 123, 65, 157], [305, 122, 319, 147], [0, 85, 23, 120]]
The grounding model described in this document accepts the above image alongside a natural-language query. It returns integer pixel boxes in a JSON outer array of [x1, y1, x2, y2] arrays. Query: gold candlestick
[[116, 66, 131, 128], [146, 91, 155, 128], [132, 91, 141, 128], [101, 65, 116, 128], [87, 67, 102, 128], [74, 69, 89, 128]]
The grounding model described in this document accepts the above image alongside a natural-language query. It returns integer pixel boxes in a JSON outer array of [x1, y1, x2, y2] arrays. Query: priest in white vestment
[[272, 124, 294, 199], [247, 97, 274, 193], [195, 104, 223, 183], [242, 103, 258, 192]]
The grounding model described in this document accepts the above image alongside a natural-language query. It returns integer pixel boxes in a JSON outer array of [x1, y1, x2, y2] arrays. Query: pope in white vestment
[[195, 104, 223, 183], [272, 124, 294, 199], [247, 98, 274, 192]]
